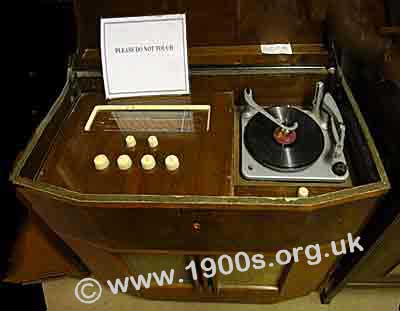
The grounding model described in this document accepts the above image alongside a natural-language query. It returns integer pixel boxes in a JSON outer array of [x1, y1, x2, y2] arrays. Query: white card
[[261, 44, 293, 55], [101, 14, 190, 99]]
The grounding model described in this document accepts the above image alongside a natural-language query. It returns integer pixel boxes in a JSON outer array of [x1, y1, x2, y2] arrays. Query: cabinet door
[[213, 245, 338, 300], [215, 253, 283, 293]]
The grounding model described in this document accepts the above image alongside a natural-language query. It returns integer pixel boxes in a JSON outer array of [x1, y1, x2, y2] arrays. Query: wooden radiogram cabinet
[[9, 0, 390, 304]]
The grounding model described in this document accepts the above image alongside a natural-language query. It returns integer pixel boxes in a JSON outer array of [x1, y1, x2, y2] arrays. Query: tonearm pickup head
[[312, 81, 325, 121], [243, 88, 298, 132], [323, 93, 346, 159]]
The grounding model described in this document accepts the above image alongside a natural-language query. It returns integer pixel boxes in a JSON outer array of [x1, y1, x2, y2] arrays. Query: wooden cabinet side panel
[[349, 214, 400, 284], [62, 236, 134, 290], [5, 199, 87, 283], [280, 243, 338, 297]]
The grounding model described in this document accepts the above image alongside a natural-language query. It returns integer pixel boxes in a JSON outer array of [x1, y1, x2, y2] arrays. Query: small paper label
[[261, 44, 293, 55], [101, 14, 190, 99]]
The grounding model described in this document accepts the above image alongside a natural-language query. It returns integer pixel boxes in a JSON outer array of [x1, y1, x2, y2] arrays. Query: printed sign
[[101, 14, 190, 99], [261, 44, 293, 55]]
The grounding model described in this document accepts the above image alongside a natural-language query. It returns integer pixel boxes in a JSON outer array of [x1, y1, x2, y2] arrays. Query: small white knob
[[125, 135, 136, 148], [165, 155, 180, 171], [94, 154, 110, 171], [141, 154, 156, 170], [117, 155, 133, 170], [148, 136, 159, 148], [298, 187, 310, 198]]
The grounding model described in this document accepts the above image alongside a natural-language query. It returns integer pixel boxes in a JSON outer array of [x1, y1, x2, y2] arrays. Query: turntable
[[241, 82, 349, 182]]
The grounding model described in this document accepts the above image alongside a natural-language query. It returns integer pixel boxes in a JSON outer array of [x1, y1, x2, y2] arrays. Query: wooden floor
[[43, 277, 399, 311]]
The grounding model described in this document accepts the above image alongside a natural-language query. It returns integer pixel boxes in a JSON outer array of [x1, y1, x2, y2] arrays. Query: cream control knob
[[165, 155, 180, 171], [125, 135, 136, 148], [94, 154, 110, 171], [141, 154, 156, 170], [117, 155, 133, 170], [297, 187, 310, 198], [148, 136, 159, 148]]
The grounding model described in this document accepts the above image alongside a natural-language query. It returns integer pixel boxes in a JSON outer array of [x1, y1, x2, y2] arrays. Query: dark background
[[3, 1, 75, 309]]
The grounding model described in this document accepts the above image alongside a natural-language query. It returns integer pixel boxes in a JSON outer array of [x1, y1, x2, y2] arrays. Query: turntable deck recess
[[241, 82, 348, 182], [10, 0, 389, 305]]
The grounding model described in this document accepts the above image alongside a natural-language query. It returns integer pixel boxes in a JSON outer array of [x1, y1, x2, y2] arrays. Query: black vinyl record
[[244, 107, 324, 171]]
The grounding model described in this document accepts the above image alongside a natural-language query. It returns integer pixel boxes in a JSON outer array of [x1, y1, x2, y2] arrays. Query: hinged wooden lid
[[74, 0, 330, 67]]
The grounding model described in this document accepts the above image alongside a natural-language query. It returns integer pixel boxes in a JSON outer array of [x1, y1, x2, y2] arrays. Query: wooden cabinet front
[[19, 187, 377, 254], [63, 235, 338, 303]]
